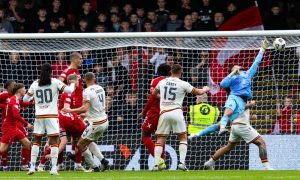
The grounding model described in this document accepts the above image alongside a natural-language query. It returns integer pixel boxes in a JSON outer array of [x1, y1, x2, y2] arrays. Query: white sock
[[82, 149, 96, 168], [50, 146, 59, 169], [74, 163, 81, 168], [179, 141, 187, 164], [89, 142, 104, 161], [154, 144, 163, 166], [31, 144, 40, 168], [262, 162, 271, 168]]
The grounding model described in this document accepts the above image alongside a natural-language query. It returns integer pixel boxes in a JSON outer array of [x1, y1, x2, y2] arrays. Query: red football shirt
[[2, 95, 28, 131], [59, 67, 83, 108], [58, 92, 74, 110], [58, 111, 85, 135], [142, 76, 165, 118]]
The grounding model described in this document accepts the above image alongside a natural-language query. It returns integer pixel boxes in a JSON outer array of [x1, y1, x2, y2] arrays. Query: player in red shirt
[[0, 80, 34, 171], [0, 83, 33, 171], [37, 74, 86, 171], [139, 64, 171, 169], [59, 52, 83, 109]]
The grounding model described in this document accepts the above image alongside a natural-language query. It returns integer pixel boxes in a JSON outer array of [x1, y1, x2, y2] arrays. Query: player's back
[[3, 95, 19, 130], [84, 84, 106, 122], [158, 77, 194, 112], [0, 91, 12, 121], [29, 78, 66, 117], [148, 76, 165, 115], [227, 72, 252, 99]]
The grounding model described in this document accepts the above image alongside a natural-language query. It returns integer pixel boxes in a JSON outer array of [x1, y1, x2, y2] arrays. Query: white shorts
[[229, 124, 260, 143], [82, 120, 109, 141], [155, 109, 186, 135], [33, 118, 60, 136]]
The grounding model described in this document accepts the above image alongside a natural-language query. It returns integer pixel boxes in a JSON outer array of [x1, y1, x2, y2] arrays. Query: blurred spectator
[[149, 48, 167, 74], [93, 63, 108, 87], [58, 16, 71, 32], [95, 22, 106, 32], [195, 50, 209, 87], [208, 11, 224, 31], [77, 0, 96, 31], [274, 96, 293, 134], [129, 13, 139, 32], [120, 19, 132, 32], [117, 92, 139, 134], [225, 1, 238, 19], [22, 0, 35, 33], [147, 10, 161, 31], [166, 11, 182, 32], [0, 7, 14, 33], [48, 0, 65, 20], [34, 7, 50, 33], [191, 10, 203, 30], [51, 52, 68, 78], [176, 14, 197, 31], [96, 12, 109, 28], [178, 0, 192, 20], [6, 0, 24, 32], [108, 13, 121, 32], [165, 52, 174, 66], [198, 0, 214, 30], [129, 49, 139, 92], [75, 18, 89, 32], [116, 47, 130, 71], [48, 18, 61, 33], [120, 3, 133, 21], [264, 3, 288, 30], [143, 19, 155, 32], [109, 4, 119, 14], [136, 6, 146, 23], [155, 0, 170, 31], [81, 50, 96, 73]]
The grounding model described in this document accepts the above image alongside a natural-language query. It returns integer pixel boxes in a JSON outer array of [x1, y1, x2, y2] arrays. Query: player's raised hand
[[261, 38, 269, 51], [202, 86, 210, 93], [27, 123, 33, 130]]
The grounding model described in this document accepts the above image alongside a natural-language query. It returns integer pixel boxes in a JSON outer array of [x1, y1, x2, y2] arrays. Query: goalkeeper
[[218, 38, 269, 135]]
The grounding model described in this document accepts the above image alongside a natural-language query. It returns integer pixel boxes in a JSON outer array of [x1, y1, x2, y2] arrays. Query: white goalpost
[[0, 30, 299, 171]]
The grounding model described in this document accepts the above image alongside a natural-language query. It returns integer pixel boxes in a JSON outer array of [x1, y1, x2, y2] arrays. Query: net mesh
[[0, 33, 299, 171]]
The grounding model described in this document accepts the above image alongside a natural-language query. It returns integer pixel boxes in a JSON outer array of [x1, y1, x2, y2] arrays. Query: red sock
[[21, 148, 31, 166], [40, 147, 51, 165], [142, 136, 155, 157], [75, 150, 82, 164], [1, 150, 8, 167], [58, 151, 64, 164]]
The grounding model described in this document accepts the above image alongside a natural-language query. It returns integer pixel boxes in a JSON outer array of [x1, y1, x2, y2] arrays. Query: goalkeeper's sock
[[179, 141, 188, 164], [1, 150, 8, 167], [50, 145, 59, 169], [142, 136, 155, 157], [39, 147, 51, 165], [154, 143, 163, 166], [89, 142, 104, 161], [31, 144, 40, 168], [199, 124, 219, 136], [21, 147, 31, 166], [82, 148, 97, 168], [58, 151, 64, 164], [220, 116, 229, 129], [75, 150, 82, 164]]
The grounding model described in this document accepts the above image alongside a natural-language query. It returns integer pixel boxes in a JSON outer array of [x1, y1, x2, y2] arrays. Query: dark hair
[[39, 63, 52, 86], [13, 83, 25, 94], [84, 72, 95, 82], [171, 64, 182, 74], [157, 64, 171, 76], [4, 80, 15, 89]]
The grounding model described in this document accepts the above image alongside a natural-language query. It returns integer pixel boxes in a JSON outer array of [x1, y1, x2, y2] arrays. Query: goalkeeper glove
[[261, 38, 269, 51]]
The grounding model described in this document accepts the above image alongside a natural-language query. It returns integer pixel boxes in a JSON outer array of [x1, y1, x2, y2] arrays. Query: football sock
[[154, 143, 163, 166], [199, 124, 219, 136], [82, 148, 96, 168], [50, 145, 59, 168], [21, 147, 31, 166], [58, 151, 64, 164], [179, 141, 187, 164], [220, 115, 229, 129], [1, 150, 8, 167], [31, 144, 40, 168], [89, 142, 104, 161], [142, 136, 155, 157]]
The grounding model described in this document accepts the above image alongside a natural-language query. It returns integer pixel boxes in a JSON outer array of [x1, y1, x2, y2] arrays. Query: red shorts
[[142, 114, 160, 134], [1, 128, 26, 144], [17, 123, 27, 137]]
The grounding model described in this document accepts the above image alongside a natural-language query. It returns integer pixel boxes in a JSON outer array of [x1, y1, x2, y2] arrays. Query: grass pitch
[[0, 170, 299, 180]]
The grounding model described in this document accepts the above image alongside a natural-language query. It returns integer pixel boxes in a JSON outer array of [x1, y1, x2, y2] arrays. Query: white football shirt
[[27, 78, 66, 117], [156, 77, 195, 112], [83, 84, 107, 122]]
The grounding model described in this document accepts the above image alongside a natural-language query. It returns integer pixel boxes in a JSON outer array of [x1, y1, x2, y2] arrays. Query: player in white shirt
[[204, 100, 273, 170], [152, 64, 210, 171], [23, 63, 75, 175], [63, 72, 109, 172]]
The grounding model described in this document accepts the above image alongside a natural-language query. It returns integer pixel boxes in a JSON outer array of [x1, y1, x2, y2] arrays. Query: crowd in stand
[[0, 0, 299, 33]]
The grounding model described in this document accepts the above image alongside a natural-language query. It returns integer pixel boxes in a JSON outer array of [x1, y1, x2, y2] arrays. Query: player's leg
[[77, 137, 98, 171], [17, 125, 31, 170], [177, 132, 188, 171], [153, 135, 167, 171], [18, 137, 31, 171], [28, 135, 42, 175], [219, 107, 233, 135], [72, 136, 85, 171], [189, 123, 220, 139], [204, 141, 238, 170], [252, 137, 273, 170], [37, 144, 51, 171], [0, 142, 10, 170]]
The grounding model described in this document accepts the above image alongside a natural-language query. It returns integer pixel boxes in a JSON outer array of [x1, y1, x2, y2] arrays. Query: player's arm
[[192, 86, 210, 95], [220, 71, 237, 88], [23, 83, 34, 102], [58, 71, 67, 82], [245, 100, 256, 109], [64, 100, 90, 114], [12, 103, 29, 127], [55, 78, 75, 94], [247, 38, 269, 78], [140, 93, 155, 117], [20, 100, 34, 108]]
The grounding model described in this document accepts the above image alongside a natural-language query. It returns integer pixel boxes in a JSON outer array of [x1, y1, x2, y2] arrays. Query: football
[[273, 38, 286, 51]]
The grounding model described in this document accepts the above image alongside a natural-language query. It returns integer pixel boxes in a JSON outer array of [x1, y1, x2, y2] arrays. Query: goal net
[[0, 31, 300, 171]]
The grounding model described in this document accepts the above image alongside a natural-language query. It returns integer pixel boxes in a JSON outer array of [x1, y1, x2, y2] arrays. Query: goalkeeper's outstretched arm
[[247, 38, 269, 78]]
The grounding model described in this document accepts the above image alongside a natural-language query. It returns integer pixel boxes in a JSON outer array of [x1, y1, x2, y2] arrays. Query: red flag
[[209, 5, 271, 106]]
